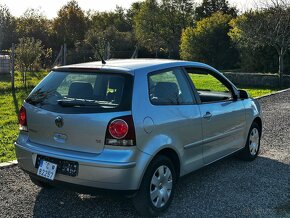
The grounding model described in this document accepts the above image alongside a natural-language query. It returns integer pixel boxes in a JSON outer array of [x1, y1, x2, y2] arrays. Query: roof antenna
[[96, 49, 106, 65]]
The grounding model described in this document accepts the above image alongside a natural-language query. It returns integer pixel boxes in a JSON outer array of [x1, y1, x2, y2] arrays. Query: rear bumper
[[15, 137, 151, 191], [27, 172, 137, 196]]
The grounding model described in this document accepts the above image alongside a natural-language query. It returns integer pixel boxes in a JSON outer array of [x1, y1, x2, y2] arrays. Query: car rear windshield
[[26, 71, 133, 114]]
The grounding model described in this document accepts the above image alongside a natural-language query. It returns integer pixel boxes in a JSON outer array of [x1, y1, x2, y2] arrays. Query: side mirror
[[239, 90, 249, 100]]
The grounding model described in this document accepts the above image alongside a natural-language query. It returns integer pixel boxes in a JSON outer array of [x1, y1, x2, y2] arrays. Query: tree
[[89, 7, 132, 33], [180, 12, 238, 69], [134, 0, 195, 57], [16, 9, 51, 48], [113, 6, 132, 32], [127, 2, 143, 28], [0, 4, 17, 50], [81, 7, 135, 62], [134, 0, 165, 56], [170, 0, 196, 27], [52, 0, 87, 48], [15, 37, 43, 87], [159, 0, 195, 57], [229, 1, 290, 87], [195, 0, 237, 20], [84, 25, 135, 60]]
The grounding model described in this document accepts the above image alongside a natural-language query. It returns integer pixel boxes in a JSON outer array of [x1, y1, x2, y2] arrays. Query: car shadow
[[32, 155, 290, 218], [11, 89, 19, 115]]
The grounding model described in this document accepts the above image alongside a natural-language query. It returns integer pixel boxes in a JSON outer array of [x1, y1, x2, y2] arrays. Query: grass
[[242, 88, 275, 98], [0, 71, 276, 163], [189, 74, 277, 98], [0, 71, 48, 91], [0, 71, 48, 163], [0, 90, 30, 162]]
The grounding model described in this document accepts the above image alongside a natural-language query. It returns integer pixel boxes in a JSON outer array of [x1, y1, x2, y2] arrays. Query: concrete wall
[[0, 55, 10, 74], [223, 72, 290, 88]]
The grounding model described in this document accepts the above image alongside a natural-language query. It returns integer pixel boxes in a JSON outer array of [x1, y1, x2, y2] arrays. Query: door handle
[[203, 112, 212, 119]]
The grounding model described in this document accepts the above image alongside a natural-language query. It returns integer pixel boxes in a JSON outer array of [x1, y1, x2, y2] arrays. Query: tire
[[29, 175, 53, 188], [133, 155, 177, 217], [238, 122, 261, 161]]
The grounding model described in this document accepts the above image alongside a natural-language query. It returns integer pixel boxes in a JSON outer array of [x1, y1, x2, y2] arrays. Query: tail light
[[105, 115, 136, 146], [18, 106, 28, 131], [109, 119, 129, 139]]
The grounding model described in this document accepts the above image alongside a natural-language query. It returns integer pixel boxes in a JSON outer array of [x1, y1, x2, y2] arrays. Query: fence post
[[52, 45, 63, 67], [63, 43, 67, 65], [11, 43, 15, 91], [131, 45, 139, 59], [104, 42, 110, 60]]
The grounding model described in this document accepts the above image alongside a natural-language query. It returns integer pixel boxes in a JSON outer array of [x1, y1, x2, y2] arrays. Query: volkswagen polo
[[15, 59, 262, 216]]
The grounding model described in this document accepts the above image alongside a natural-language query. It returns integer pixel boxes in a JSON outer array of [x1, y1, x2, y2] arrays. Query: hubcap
[[150, 165, 173, 208], [249, 128, 260, 156]]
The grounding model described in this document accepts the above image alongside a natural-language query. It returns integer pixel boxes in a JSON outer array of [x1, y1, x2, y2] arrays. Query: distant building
[[0, 55, 10, 74]]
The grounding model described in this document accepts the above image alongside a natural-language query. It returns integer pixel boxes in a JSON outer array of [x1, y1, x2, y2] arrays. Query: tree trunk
[[24, 71, 27, 88], [11, 43, 15, 91], [22, 71, 25, 84], [278, 53, 285, 88]]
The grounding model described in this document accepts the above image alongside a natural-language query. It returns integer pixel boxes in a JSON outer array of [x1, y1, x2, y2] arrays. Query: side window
[[148, 68, 194, 105], [185, 68, 234, 103]]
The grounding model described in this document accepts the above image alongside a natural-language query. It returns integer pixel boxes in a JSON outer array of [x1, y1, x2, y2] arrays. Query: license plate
[[35, 155, 79, 177], [37, 160, 57, 180]]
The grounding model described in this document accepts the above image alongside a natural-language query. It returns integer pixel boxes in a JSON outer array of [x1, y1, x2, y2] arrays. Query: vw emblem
[[55, 116, 64, 128]]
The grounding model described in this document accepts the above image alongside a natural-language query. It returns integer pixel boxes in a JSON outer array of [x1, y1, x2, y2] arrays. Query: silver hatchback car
[[15, 59, 262, 216]]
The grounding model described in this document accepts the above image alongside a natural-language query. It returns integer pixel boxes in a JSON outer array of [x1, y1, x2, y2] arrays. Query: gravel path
[[1, 91, 290, 218]]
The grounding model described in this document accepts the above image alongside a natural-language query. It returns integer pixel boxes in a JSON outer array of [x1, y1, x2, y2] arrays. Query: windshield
[[26, 71, 133, 113]]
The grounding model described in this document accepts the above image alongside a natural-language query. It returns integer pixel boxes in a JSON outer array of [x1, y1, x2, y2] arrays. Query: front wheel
[[133, 155, 177, 217], [238, 122, 261, 161]]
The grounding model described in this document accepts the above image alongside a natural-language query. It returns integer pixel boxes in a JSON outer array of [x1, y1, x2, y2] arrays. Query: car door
[[184, 67, 246, 165]]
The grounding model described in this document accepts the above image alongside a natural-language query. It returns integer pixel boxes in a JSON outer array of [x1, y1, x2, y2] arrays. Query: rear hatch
[[24, 70, 133, 154]]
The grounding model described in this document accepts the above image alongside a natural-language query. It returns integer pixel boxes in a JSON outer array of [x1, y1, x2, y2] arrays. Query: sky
[[0, 0, 257, 19]]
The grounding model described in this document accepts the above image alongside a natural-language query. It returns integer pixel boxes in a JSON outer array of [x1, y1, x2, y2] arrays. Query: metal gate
[[0, 53, 10, 74]]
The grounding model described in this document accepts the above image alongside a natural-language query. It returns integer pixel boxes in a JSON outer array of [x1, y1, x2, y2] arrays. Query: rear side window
[[148, 68, 195, 105], [26, 71, 133, 113]]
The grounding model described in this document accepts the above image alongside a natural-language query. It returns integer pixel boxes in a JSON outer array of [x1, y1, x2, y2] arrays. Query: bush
[[180, 12, 238, 70]]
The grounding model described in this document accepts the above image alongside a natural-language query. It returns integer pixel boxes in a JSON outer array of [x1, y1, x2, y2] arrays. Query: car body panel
[[199, 100, 246, 164], [25, 102, 131, 154], [55, 59, 209, 74], [131, 67, 204, 176], [15, 132, 151, 190], [242, 98, 262, 134]]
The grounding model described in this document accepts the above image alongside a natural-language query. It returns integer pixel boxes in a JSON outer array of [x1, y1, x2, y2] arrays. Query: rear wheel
[[29, 175, 53, 189], [238, 122, 261, 161], [133, 155, 177, 217]]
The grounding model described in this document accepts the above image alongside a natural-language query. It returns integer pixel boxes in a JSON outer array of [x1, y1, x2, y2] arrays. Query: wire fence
[[0, 45, 15, 89]]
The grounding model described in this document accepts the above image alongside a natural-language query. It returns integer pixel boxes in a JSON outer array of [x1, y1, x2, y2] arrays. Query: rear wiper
[[26, 89, 55, 105], [58, 99, 101, 107]]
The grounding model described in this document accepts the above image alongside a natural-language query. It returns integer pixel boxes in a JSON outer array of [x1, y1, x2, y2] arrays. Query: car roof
[[53, 59, 213, 74]]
